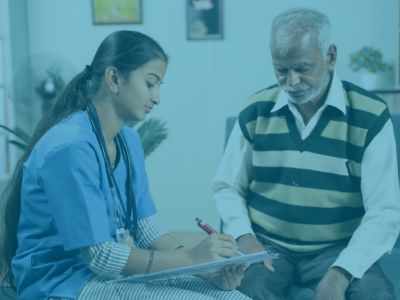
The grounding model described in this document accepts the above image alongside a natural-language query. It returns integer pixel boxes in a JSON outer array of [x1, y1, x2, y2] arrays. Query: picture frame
[[186, 0, 223, 40], [396, 0, 400, 88], [91, 0, 142, 25]]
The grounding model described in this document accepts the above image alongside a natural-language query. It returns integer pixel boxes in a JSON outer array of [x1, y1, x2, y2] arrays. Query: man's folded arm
[[331, 119, 400, 279]]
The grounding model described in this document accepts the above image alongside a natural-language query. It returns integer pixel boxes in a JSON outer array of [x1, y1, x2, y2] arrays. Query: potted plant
[[348, 47, 392, 90]]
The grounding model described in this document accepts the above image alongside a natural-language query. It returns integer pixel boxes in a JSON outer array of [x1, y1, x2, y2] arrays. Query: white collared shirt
[[212, 72, 400, 278]]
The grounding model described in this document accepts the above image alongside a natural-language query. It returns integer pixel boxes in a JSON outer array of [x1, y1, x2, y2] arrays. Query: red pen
[[196, 218, 218, 234], [196, 218, 244, 255]]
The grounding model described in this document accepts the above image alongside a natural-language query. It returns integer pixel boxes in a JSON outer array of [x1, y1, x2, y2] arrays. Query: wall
[[8, 0, 396, 232], [0, 0, 29, 235]]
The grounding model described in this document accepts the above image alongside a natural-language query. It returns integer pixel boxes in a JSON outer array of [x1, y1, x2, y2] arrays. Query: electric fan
[[10, 53, 77, 134]]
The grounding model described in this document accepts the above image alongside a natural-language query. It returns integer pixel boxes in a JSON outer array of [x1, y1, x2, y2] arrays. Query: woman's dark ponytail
[[1, 30, 168, 292], [0, 70, 89, 292]]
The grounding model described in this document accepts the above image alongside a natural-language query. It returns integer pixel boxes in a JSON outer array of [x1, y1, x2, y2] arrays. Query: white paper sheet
[[107, 250, 279, 283]]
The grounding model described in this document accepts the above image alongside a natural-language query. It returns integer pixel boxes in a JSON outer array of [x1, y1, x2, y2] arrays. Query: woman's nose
[[151, 92, 160, 105]]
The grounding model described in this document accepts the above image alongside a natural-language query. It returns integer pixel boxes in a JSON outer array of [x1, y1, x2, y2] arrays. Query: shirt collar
[[271, 71, 346, 115]]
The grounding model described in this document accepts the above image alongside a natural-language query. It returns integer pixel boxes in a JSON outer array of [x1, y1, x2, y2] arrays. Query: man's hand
[[236, 234, 275, 272], [196, 264, 246, 291], [312, 267, 351, 300]]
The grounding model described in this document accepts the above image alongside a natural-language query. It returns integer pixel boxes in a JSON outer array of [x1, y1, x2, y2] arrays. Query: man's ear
[[326, 44, 337, 71]]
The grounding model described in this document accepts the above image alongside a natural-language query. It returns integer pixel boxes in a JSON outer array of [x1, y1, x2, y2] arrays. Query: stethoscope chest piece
[[116, 228, 130, 244]]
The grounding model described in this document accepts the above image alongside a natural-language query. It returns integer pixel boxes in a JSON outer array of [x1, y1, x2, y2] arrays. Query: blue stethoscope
[[86, 103, 138, 243]]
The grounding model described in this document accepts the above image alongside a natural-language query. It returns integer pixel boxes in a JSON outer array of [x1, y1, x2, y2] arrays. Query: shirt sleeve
[[79, 215, 168, 277], [134, 214, 170, 249], [80, 241, 131, 277], [37, 141, 113, 251], [331, 119, 400, 278], [212, 120, 255, 239]]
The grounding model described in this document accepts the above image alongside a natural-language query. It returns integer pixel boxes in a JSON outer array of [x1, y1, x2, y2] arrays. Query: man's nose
[[286, 70, 301, 87]]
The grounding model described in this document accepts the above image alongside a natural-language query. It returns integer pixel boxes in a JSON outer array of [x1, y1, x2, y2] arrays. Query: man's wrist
[[236, 233, 254, 242], [330, 266, 352, 285]]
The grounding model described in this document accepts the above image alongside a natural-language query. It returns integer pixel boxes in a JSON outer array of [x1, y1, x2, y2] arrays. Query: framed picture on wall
[[397, 1, 400, 88], [91, 0, 142, 25], [187, 0, 223, 40]]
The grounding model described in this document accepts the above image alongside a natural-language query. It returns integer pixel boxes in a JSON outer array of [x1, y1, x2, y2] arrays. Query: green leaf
[[135, 118, 168, 159]]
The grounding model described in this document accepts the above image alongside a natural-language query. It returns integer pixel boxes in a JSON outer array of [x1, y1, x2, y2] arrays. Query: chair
[[223, 115, 400, 300]]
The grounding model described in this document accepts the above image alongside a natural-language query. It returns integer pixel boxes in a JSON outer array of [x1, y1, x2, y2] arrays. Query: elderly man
[[212, 7, 400, 300]]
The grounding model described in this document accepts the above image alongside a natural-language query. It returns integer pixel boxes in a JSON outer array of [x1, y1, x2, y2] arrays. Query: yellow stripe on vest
[[255, 116, 289, 135], [344, 90, 386, 116], [321, 121, 368, 147], [245, 120, 257, 141], [241, 87, 281, 110], [249, 182, 363, 208]]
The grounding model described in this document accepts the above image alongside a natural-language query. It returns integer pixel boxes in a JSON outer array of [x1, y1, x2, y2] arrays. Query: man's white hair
[[270, 8, 331, 57]]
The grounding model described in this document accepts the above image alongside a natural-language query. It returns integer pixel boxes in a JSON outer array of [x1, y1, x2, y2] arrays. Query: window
[[0, 0, 15, 179]]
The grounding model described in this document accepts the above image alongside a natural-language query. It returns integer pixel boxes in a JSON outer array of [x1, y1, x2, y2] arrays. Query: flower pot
[[360, 72, 378, 90]]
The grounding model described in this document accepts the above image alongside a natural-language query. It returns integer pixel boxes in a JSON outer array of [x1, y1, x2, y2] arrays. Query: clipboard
[[107, 250, 279, 283]]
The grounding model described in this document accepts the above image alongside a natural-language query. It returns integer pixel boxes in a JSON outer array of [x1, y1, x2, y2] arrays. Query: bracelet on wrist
[[146, 249, 154, 274]]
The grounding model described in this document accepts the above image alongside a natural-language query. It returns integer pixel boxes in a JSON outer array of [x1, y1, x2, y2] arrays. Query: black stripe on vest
[[247, 189, 365, 225]]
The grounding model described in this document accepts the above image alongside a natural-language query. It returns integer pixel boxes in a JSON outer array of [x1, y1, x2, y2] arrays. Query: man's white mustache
[[281, 84, 309, 92]]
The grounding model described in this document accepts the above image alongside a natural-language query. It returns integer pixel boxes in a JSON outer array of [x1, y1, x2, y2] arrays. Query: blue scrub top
[[11, 110, 157, 300]]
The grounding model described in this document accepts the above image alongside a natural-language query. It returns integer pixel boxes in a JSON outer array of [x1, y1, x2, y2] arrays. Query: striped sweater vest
[[239, 81, 390, 252]]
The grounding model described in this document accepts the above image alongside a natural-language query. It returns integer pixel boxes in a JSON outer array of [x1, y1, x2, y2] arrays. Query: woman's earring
[[113, 87, 117, 91]]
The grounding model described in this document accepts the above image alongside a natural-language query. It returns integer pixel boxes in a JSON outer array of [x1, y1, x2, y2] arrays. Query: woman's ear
[[105, 67, 119, 93]]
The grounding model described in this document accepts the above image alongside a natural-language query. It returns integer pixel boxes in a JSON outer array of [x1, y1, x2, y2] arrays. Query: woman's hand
[[187, 234, 239, 266], [190, 234, 245, 290], [207, 264, 246, 290]]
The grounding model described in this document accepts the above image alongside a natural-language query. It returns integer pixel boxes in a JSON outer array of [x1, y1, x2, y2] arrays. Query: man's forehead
[[271, 30, 322, 63], [271, 28, 319, 52]]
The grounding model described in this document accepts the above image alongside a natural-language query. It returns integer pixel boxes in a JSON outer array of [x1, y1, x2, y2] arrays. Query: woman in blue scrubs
[[1, 31, 250, 300]]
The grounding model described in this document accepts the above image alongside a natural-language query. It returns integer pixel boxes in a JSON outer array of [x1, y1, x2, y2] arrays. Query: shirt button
[[358, 266, 362, 271]]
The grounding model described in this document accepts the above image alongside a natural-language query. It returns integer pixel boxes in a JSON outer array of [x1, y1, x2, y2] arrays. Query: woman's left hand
[[197, 264, 246, 291]]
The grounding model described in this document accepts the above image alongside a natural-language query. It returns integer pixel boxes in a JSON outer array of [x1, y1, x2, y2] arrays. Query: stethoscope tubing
[[86, 105, 137, 238]]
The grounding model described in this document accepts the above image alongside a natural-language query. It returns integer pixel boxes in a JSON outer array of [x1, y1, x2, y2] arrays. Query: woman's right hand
[[187, 233, 239, 266]]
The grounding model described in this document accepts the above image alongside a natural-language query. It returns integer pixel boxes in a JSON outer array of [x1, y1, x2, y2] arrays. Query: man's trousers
[[237, 238, 396, 300]]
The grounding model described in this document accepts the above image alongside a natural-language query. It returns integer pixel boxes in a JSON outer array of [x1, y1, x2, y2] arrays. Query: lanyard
[[86, 103, 138, 241]]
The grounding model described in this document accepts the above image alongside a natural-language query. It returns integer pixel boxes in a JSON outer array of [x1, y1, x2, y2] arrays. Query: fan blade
[[0, 125, 32, 143], [7, 140, 28, 151], [0, 124, 21, 136], [13, 127, 32, 143]]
